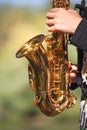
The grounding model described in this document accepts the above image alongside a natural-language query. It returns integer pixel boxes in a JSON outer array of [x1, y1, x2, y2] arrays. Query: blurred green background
[[0, 1, 82, 130]]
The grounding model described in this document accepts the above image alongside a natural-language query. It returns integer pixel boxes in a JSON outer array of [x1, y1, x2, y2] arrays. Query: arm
[[70, 18, 87, 50]]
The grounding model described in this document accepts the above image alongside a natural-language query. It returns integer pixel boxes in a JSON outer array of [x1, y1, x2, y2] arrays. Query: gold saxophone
[[16, 0, 77, 117]]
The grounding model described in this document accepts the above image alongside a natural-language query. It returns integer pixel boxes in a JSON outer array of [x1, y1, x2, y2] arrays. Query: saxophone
[[16, 0, 77, 117]]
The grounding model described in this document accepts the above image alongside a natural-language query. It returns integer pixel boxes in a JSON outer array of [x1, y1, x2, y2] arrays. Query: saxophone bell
[[16, 34, 45, 58]]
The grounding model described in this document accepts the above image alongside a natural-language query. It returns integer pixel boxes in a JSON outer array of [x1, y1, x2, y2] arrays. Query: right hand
[[70, 65, 78, 83]]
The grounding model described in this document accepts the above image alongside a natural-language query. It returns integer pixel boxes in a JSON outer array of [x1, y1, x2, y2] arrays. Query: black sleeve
[[70, 75, 82, 90], [70, 18, 87, 51]]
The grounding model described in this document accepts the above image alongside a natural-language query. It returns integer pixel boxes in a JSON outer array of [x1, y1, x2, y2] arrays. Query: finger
[[47, 25, 56, 32], [68, 9, 77, 14], [71, 65, 78, 71], [46, 19, 54, 26], [70, 73, 76, 78], [70, 72, 78, 83], [51, 8, 59, 12], [46, 12, 54, 19]]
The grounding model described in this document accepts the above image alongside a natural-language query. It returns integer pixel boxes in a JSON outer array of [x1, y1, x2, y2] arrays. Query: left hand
[[70, 65, 78, 83], [46, 8, 82, 34]]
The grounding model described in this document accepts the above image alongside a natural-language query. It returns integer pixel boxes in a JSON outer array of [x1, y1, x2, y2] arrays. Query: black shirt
[[71, 18, 87, 51], [70, 18, 87, 100]]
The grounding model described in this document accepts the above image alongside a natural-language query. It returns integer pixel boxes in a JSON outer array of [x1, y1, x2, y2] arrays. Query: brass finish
[[16, 0, 77, 117]]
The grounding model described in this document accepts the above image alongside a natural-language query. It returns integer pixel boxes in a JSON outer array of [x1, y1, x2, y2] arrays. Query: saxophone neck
[[50, 0, 70, 8]]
